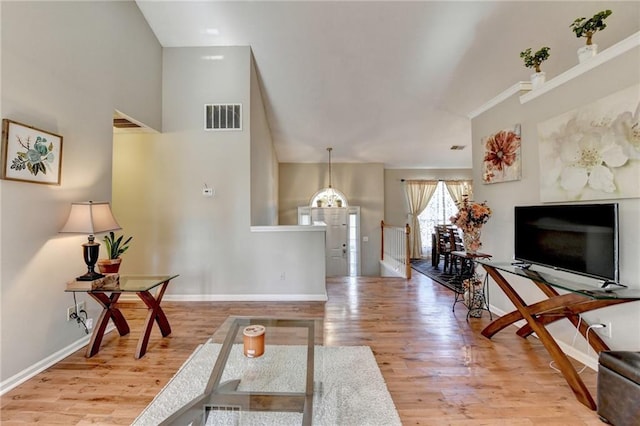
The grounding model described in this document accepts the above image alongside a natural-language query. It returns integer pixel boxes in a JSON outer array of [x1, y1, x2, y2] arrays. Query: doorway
[[313, 208, 348, 277], [298, 206, 360, 277]]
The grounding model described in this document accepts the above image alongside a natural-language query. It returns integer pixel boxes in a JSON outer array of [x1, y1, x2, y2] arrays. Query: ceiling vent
[[450, 145, 466, 150], [205, 104, 242, 131]]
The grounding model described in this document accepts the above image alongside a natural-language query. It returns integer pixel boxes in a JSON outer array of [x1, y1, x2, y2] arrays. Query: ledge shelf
[[468, 81, 532, 119], [469, 30, 640, 118], [520, 31, 640, 104]]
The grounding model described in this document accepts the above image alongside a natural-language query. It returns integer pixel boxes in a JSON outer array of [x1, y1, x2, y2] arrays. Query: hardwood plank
[[1, 274, 601, 424]]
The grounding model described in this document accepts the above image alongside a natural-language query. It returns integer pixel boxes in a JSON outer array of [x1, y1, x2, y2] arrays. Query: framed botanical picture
[[1, 119, 63, 185], [481, 124, 522, 184]]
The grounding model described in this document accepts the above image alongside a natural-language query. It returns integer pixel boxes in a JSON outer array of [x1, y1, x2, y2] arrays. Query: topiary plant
[[570, 10, 613, 45], [520, 47, 551, 73]]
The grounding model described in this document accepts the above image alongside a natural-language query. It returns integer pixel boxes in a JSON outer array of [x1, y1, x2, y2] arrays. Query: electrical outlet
[[66, 305, 75, 321], [67, 301, 86, 321], [606, 322, 613, 338], [86, 318, 94, 330]]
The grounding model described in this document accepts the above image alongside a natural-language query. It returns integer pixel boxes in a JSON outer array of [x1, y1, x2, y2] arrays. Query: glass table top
[[476, 260, 640, 300], [65, 274, 179, 292], [160, 316, 323, 425]]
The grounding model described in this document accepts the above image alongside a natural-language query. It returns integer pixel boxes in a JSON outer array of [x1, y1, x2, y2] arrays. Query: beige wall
[[0, 1, 162, 387], [472, 42, 640, 357], [279, 164, 472, 275], [383, 168, 473, 227], [279, 162, 384, 276]]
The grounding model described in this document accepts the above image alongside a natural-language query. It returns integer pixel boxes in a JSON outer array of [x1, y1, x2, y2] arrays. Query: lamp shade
[[60, 201, 121, 235]]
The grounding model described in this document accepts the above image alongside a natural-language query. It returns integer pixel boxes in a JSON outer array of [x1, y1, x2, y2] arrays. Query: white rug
[[133, 344, 401, 425]]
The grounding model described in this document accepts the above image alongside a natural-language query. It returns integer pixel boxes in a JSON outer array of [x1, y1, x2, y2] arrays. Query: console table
[[65, 274, 179, 359], [475, 261, 640, 410]]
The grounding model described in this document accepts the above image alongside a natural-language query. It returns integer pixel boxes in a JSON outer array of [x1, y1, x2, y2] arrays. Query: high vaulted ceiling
[[135, 1, 640, 168]]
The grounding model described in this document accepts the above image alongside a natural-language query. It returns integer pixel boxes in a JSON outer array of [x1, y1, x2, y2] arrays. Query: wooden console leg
[[135, 280, 171, 359], [86, 292, 130, 357], [482, 265, 596, 410]]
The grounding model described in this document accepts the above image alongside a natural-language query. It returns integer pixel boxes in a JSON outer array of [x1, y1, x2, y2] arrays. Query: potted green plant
[[97, 231, 133, 274], [520, 47, 550, 89], [570, 9, 612, 62]]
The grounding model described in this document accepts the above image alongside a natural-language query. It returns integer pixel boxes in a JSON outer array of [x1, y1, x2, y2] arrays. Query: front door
[[312, 208, 348, 277]]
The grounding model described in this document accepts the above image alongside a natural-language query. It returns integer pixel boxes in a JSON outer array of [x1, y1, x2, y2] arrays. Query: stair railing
[[380, 221, 411, 279]]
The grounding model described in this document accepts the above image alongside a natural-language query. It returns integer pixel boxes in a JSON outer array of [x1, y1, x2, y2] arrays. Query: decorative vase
[[530, 71, 546, 89], [577, 44, 598, 63], [97, 258, 122, 274], [463, 228, 482, 254]]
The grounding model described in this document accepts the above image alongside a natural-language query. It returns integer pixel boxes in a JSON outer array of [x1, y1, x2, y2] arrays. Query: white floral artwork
[[537, 84, 640, 202]]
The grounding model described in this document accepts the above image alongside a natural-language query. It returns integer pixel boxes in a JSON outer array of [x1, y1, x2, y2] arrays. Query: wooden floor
[[1, 273, 604, 425]]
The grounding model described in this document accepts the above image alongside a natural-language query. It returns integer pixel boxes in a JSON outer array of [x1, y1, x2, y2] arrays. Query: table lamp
[[60, 201, 122, 281]]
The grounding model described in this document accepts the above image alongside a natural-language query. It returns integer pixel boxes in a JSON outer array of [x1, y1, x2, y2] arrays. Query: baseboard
[[163, 293, 328, 302], [0, 324, 116, 396], [488, 304, 599, 371]]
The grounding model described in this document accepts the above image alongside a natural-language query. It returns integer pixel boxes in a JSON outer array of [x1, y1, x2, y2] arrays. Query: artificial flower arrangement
[[449, 197, 492, 233], [450, 197, 492, 253]]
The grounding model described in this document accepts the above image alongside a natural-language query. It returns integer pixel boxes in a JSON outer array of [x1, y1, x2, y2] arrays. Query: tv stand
[[475, 260, 640, 411]]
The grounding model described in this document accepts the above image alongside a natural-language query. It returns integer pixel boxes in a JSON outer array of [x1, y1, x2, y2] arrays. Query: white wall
[[113, 46, 326, 300], [472, 40, 640, 358], [0, 1, 162, 388], [250, 54, 279, 226]]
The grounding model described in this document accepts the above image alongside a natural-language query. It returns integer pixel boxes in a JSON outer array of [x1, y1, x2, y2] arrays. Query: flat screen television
[[514, 203, 619, 283]]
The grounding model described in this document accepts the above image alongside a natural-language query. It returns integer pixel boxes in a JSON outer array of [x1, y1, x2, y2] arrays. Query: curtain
[[404, 180, 438, 259], [445, 180, 473, 206]]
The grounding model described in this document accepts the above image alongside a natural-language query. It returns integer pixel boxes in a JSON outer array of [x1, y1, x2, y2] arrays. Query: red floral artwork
[[482, 127, 522, 184]]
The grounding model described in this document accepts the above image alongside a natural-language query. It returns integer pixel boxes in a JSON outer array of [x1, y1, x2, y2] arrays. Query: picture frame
[[1, 119, 63, 185], [538, 84, 640, 202], [481, 123, 522, 184]]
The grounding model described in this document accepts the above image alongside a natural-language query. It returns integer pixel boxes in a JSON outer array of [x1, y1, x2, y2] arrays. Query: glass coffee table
[[159, 317, 323, 425]]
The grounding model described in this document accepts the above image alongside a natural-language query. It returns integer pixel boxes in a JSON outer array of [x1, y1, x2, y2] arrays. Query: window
[[309, 188, 348, 208], [348, 211, 359, 276], [417, 182, 457, 255]]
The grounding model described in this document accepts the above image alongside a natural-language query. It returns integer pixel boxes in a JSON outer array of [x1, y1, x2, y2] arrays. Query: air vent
[[204, 104, 242, 131], [113, 118, 141, 129], [450, 145, 466, 150]]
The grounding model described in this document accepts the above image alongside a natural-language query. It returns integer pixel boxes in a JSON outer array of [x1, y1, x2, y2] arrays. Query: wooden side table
[[65, 274, 179, 358]]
